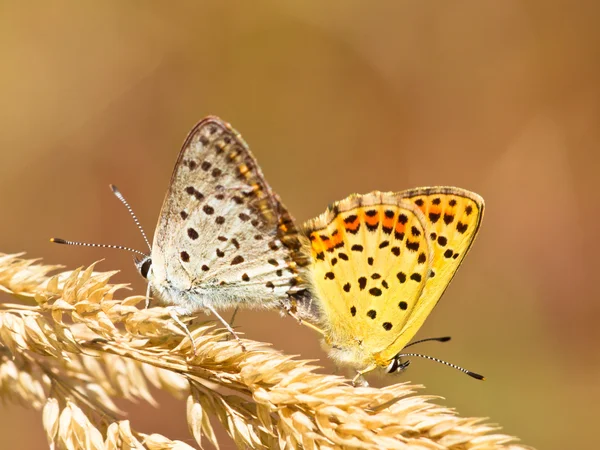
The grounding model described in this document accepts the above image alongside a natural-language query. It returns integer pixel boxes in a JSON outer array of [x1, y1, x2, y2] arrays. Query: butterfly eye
[[386, 358, 411, 374], [140, 258, 152, 279], [386, 358, 399, 373]]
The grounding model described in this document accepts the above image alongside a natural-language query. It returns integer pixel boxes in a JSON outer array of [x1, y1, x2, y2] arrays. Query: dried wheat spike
[[0, 253, 530, 449]]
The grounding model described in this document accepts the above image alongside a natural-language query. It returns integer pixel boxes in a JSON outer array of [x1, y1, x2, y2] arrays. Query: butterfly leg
[[280, 301, 326, 336], [204, 303, 247, 352], [224, 307, 240, 342], [229, 306, 240, 328], [167, 307, 198, 356], [145, 283, 152, 309], [351, 364, 377, 387]]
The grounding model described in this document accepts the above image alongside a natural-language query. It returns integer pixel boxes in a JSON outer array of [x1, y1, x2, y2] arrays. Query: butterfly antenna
[[404, 336, 452, 348], [50, 238, 148, 258], [109, 184, 152, 252], [397, 352, 485, 380]]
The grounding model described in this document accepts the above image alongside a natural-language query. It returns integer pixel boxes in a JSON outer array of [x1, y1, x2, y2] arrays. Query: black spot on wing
[[369, 287, 382, 297], [406, 240, 419, 252], [358, 277, 367, 290], [428, 212, 441, 223], [231, 255, 244, 265]]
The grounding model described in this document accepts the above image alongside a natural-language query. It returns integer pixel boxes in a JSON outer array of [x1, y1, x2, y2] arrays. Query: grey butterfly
[[53, 117, 312, 343]]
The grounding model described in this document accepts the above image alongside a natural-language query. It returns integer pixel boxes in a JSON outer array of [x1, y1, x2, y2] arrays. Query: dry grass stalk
[[0, 252, 529, 449]]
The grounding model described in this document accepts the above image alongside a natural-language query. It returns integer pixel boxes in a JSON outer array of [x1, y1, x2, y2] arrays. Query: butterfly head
[[386, 356, 411, 374]]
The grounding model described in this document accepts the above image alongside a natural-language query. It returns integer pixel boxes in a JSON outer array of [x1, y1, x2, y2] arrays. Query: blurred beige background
[[1, 1, 598, 449]]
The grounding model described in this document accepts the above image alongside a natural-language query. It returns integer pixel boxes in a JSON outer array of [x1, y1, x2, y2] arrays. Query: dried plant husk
[[0, 253, 530, 450]]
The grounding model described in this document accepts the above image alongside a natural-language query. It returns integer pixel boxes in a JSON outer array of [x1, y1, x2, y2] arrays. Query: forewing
[[304, 192, 432, 363], [385, 186, 484, 356], [151, 117, 308, 308]]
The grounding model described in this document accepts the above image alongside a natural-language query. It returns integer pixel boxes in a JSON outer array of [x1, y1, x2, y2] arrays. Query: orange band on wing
[[429, 205, 441, 215], [395, 222, 405, 235], [343, 215, 360, 233], [363, 210, 380, 231], [310, 225, 345, 255], [364, 214, 379, 227], [382, 213, 395, 230]]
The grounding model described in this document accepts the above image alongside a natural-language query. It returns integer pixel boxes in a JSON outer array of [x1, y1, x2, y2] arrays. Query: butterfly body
[[141, 117, 310, 316], [303, 187, 484, 372]]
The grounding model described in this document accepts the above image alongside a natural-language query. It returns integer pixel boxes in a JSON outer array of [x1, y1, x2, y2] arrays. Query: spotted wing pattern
[[303, 187, 484, 370], [388, 187, 484, 359], [304, 192, 432, 368], [149, 117, 308, 310]]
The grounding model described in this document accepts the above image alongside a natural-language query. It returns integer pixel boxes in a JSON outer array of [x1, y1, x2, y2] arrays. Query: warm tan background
[[1, 1, 598, 449]]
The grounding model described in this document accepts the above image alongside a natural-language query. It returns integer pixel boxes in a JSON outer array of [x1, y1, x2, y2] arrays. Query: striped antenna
[[50, 238, 147, 258], [109, 184, 151, 251], [404, 336, 451, 348], [397, 352, 485, 380]]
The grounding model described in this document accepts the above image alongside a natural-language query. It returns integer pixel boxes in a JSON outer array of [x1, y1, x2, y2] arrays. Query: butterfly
[[53, 117, 312, 346], [302, 187, 484, 382]]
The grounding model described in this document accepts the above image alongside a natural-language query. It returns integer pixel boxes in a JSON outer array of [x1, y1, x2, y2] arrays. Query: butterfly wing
[[304, 187, 484, 370], [149, 117, 308, 310], [378, 186, 484, 361], [303, 192, 433, 369]]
